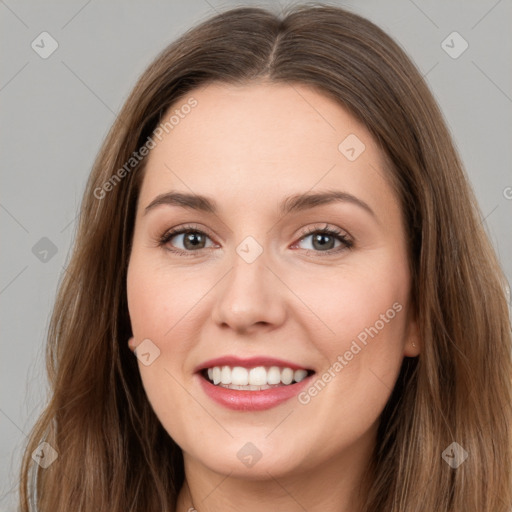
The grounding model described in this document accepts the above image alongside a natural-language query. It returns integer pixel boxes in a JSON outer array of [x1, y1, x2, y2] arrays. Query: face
[[126, 81, 420, 480]]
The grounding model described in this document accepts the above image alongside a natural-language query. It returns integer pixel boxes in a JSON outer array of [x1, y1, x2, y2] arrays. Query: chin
[[179, 433, 311, 478]]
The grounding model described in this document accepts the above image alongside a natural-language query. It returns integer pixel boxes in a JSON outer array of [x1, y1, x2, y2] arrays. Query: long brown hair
[[19, 4, 512, 511]]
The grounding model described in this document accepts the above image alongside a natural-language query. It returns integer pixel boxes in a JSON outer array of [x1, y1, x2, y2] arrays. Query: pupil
[[313, 233, 333, 250], [184, 232, 204, 249]]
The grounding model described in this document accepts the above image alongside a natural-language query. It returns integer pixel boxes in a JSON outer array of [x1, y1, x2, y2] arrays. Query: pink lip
[[197, 374, 312, 411], [195, 356, 311, 373], [194, 355, 314, 411]]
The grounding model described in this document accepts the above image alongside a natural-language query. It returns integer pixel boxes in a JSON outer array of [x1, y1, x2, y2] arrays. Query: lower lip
[[198, 374, 312, 411]]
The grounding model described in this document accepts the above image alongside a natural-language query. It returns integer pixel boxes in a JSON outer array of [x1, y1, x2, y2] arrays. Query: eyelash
[[158, 223, 354, 258]]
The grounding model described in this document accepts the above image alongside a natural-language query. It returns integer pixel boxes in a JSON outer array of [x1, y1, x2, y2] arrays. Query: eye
[[292, 223, 353, 255], [158, 224, 216, 256]]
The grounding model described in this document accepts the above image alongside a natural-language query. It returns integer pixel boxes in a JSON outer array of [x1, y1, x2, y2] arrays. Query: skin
[[126, 81, 420, 512]]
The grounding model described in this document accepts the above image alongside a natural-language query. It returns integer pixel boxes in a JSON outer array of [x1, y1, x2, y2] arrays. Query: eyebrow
[[144, 190, 376, 218]]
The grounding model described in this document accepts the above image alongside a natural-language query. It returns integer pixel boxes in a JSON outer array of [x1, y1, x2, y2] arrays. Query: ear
[[128, 337, 137, 352], [403, 309, 421, 357]]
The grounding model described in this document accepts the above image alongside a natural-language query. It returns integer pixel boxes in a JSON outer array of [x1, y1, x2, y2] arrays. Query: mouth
[[195, 357, 315, 411], [201, 365, 314, 390]]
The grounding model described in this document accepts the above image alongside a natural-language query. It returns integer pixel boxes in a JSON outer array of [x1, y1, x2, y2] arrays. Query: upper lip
[[195, 356, 313, 373]]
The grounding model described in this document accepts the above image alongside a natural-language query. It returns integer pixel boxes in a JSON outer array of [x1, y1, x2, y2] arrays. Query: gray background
[[1, 0, 511, 509]]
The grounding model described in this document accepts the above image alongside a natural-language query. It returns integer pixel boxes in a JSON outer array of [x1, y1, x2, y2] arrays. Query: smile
[[196, 356, 315, 411], [204, 365, 311, 390]]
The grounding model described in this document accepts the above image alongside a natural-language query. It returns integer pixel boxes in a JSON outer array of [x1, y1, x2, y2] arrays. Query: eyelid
[[295, 223, 352, 242], [291, 223, 353, 253], [159, 223, 218, 247]]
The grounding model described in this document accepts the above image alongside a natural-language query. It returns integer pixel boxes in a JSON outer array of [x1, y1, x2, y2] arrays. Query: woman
[[19, 4, 512, 511]]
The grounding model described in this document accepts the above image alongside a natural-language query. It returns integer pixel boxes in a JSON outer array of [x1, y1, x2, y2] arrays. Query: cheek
[[290, 257, 411, 429], [127, 253, 203, 341], [126, 254, 206, 439], [291, 265, 409, 443], [297, 260, 409, 355]]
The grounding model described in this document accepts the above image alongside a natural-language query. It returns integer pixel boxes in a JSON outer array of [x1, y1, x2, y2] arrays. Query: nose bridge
[[211, 235, 286, 331]]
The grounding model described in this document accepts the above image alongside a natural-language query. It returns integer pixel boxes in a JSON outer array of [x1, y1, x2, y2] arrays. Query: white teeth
[[249, 366, 267, 386], [267, 366, 281, 385], [294, 369, 308, 382], [231, 367, 249, 385], [204, 365, 310, 388], [220, 366, 231, 384], [281, 368, 294, 385]]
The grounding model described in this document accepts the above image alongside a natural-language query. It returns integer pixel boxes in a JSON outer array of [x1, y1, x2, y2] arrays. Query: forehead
[[138, 81, 397, 220]]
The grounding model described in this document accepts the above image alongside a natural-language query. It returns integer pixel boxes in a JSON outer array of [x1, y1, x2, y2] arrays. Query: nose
[[211, 249, 287, 335]]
